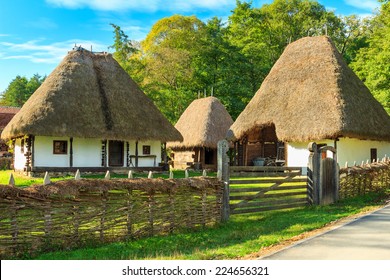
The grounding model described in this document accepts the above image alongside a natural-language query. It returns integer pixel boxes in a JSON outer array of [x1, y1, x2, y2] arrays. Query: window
[[53, 140, 68, 154], [142, 145, 151, 155]]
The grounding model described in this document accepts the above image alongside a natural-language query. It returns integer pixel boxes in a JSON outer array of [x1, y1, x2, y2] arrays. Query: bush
[[0, 157, 12, 170]]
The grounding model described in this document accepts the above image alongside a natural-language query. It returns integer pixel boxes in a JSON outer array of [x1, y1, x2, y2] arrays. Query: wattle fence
[[0, 177, 223, 259], [339, 160, 390, 199], [2, 158, 390, 259]]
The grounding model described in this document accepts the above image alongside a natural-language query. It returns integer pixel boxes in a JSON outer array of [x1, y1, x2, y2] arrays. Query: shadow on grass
[[33, 193, 386, 260]]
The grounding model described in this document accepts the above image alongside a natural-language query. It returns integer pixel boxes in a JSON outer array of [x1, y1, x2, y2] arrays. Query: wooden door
[[109, 140, 124, 166]]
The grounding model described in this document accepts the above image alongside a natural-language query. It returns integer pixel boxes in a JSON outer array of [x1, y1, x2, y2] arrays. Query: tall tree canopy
[[110, 0, 372, 123], [351, 0, 390, 113], [0, 74, 45, 107]]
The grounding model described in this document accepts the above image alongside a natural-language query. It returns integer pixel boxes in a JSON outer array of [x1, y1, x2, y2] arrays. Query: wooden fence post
[[308, 142, 320, 205], [218, 140, 230, 222]]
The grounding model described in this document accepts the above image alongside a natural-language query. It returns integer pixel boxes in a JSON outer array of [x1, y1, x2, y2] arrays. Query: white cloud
[[344, 0, 380, 11], [46, 0, 233, 12], [0, 39, 108, 64]]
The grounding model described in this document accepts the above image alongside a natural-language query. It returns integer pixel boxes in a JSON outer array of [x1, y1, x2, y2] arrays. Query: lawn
[[0, 169, 215, 187]]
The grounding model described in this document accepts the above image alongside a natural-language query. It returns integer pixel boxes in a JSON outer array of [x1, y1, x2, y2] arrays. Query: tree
[[194, 17, 252, 119], [332, 15, 370, 64], [351, 1, 390, 112], [140, 15, 207, 123], [108, 1, 370, 122], [0, 74, 45, 107], [110, 24, 144, 84]]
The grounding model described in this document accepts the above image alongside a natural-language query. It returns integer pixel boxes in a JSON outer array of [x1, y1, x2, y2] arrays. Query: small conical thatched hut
[[227, 36, 390, 168], [1, 47, 182, 174], [167, 96, 233, 170]]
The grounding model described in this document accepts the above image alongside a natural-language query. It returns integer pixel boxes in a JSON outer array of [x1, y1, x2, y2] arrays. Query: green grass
[[0, 170, 72, 187], [30, 192, 387, 260], [0, 170, 216, 187]]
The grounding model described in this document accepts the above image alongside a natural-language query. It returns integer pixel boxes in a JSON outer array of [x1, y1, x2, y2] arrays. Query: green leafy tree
[[110, 24, 144, 84], [0, 74, 45, 107], [140, 15, 206, 123], [108, 1, 370, 122], [351, 0, 390, 112], [195, 17, 252, 119]]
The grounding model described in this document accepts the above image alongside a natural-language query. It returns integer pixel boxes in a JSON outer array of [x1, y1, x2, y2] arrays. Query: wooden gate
[[229, 166, 308, 215]]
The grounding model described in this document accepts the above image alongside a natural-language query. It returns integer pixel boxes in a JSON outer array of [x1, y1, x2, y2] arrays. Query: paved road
[[261, 204, 390, 260]]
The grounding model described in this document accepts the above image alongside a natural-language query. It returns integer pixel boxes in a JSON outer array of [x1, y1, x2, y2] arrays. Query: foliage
[[109, 1, 372, 123], [3, 1, 375, 120], [351, 1, 390, 113], [109, 23, 144, 84], [0, 74, 45, 107], [0, 158, 12, 170]]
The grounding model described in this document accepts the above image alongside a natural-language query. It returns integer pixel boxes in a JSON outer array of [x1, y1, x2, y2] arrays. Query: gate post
[[218, 140, 230, 222], [308, 142, 340, 205], [308, 142, 320, 205]]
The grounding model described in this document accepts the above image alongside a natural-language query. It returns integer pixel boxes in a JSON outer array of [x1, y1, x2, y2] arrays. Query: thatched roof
[[1, 49, 182, 142], [167, 96, 233, 149], [227, 36, 390, 143]]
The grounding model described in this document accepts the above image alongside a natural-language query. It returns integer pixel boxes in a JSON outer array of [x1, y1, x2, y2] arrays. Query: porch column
[[101, 140, 107, 167], [162, 142, 167, 166], [69, 137, 73, 167], [126, 142, 130, 167], [135, 141, 139, 168], [30, 135, 35, 170], [25, 135, 33, 172]]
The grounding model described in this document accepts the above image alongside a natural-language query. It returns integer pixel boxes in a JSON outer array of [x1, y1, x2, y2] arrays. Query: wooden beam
[[69, 137, 73, 167], [135, 141, 139, 168]]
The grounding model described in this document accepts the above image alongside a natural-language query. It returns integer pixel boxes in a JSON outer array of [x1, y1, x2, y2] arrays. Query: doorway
[[109, 140, 124, 166]]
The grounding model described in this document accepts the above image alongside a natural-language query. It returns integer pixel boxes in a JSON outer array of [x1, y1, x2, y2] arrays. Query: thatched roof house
[[0, 107, 20, 131], [2, 50, 182, 142], [0, 106, 20, 157], [228, 36, 390, 167], [167, 96, 233, 170], [1, 48, 182, 173]]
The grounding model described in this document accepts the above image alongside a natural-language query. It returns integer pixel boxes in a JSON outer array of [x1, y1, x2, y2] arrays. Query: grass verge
[[0, 170, 214, 187], [31, 192, 387, 260]]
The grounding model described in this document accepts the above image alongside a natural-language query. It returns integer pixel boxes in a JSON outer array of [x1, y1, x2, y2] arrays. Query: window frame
[[53, 140, 68, 155], [142, 145, 151, 155]]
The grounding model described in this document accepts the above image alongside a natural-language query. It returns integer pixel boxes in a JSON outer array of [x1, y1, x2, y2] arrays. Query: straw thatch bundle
[[1, 49, 182, 142], [227, 36, 390, 142], [167, 96, 233, 149]]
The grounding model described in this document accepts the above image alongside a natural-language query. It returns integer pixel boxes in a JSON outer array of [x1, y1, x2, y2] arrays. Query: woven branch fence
[[0, 177, 223, 259], [339, 160, 390, 199]]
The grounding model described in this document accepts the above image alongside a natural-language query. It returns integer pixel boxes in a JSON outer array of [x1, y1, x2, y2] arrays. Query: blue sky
[[0, 0, 382, 93]]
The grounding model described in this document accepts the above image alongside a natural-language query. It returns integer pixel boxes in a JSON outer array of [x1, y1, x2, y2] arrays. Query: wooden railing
[[229, 166, 308, 215]]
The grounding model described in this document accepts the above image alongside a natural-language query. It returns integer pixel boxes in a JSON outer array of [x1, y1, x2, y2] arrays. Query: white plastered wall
[[287, 137, 390, 168], [13, 138, 27, 170], [34, 136, 69, 167], [15, 136, 162, 169], [73, 138, 101, 167]]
